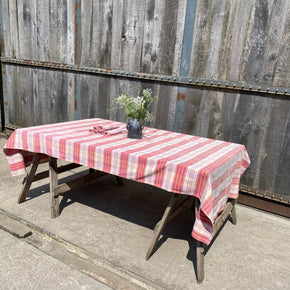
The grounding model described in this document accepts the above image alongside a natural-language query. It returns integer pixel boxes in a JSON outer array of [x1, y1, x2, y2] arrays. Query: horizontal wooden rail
[[33, 163, 82, 182], [53, 170, 107, 197]]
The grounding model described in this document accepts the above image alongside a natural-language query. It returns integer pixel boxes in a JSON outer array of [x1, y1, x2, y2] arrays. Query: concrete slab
[[0, 211, 32, 238], [1, 137, 290, 289], [0, 229, 111, 289]]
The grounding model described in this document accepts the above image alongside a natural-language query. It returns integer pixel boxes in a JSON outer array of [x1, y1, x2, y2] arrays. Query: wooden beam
[[146, 194, 179, 260], [194, 198, 205, 284], [33, 163, 82, 182], [153, 196, 192, 233], [18, 153, 41, 203], [53, 170, 106, 197], [49, 157, 59, 218], [196, 240, 205, 284], [238, 193, 290, 218], [230, 199, 237, 225]]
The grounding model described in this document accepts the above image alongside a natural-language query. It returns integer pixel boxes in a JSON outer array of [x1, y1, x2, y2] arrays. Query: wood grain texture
[[66, 0, 75, 121], [0, 0, 289, 198], [1, 0, 11, 57], [272, 1, 290, 87], [8, 0, 20, 58]]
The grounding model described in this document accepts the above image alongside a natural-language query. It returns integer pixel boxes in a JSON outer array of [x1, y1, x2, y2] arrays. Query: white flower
[[110, 87, 158, 123]]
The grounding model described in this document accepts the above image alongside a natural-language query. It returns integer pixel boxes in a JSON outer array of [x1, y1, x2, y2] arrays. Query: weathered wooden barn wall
[[0, 0, 289, 198]]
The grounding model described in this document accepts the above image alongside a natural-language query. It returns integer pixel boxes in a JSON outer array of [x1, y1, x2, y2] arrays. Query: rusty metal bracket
[[239, 184, 290, 205], [1, 57, 289, 97]]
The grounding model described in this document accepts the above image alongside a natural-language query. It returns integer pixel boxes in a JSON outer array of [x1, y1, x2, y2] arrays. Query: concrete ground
[[0, 136, 289, 289], [0, 229, 111, 290]]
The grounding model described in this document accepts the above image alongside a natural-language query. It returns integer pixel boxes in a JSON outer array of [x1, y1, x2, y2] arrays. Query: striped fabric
[[3, 118, 250, 245]]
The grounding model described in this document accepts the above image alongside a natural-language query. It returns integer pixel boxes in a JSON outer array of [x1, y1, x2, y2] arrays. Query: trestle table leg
[[230, 199, 237, 225], [196, 240, 205, 284], [194, 198, 205, 283], [18, 153, 41, 203], [49, 157, 59, 218], [146, 194, 179, 260]]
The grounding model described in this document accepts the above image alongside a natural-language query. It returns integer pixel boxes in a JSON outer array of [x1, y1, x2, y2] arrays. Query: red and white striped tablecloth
[[3, 118, 250, 245]]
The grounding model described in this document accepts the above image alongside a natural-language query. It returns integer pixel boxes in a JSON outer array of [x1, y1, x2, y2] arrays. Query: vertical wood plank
[[174, 0, 196, 132], [79, 0, 98, 119], [110, 0, 123, 69], [126, 0, 146, 72], [97, 0, 113, 68], [48, 0, 59, 123], [56, 1, 69, 122], [274, 109, 290, 196], [17, 0, 33, 59], [241, 0, 274, 83], [255, 98, 290, 194], [67, 0, 75, 120], [80, 0, 93, 66], [36, 1, 50, 61], [36, 1, 51, 124], [49, 0, 59, 62], [141, 0, 163, 74], [108, 0, 124, 120], [58, 0, 68, 64], [96, 0, 113, 118], [3, 61, 12, 125], [183, 0, 214, 135], [218, 1, 253, 140], [172, 0, 188, 76], [1, 0, 11, 57], [8, 0, 20, 58], [11, 66, 21, 126], [253, 1, 289, 192], [16, 1, 35, 126], [194, 0, 226, 138], [32, 66, 39, 125], [154, 0, 182, 131], [79, 73, 91, 118], [189, 0, 213, 78], [155, 0, 179, 75], [272, 2, 290, 87], [56, 71, 69, 122]]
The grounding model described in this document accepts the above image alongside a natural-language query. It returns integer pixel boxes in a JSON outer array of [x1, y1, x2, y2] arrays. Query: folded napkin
[[90, 124, 119, 134], [103, 128, 123, 136], [96, 124, 119, 133], [90, 124, 123, 136]]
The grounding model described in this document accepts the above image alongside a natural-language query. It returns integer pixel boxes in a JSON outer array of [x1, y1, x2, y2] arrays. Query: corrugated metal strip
[[2, 57, 289, 97]]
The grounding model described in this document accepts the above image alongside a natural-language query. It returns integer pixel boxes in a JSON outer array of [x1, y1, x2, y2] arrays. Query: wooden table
[[3, 118, 250, 283]]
